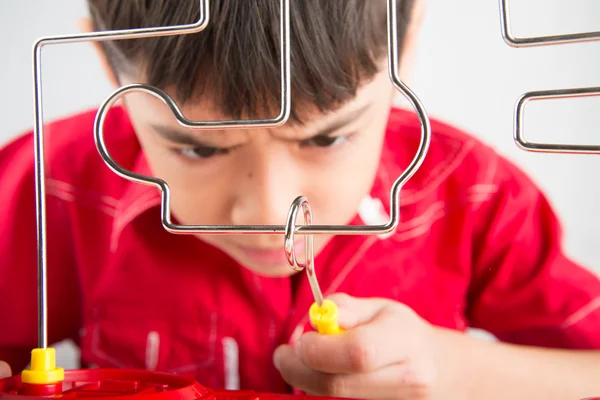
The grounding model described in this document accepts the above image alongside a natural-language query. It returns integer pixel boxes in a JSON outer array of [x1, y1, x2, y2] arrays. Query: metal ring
[[284, 196, 324, 306]]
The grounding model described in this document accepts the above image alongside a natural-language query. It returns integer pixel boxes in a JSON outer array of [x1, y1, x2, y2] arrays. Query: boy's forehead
[[127, 66, 390, 141], [144, 98, 373, 144], [147, 90, 361, 125]]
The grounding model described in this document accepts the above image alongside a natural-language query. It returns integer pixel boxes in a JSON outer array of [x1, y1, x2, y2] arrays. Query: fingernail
[[0, 362, 11, 378], [293, 340, 302, 358]]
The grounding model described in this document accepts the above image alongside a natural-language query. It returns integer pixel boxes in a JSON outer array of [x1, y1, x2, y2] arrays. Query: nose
[[230, 144, 302, 232]]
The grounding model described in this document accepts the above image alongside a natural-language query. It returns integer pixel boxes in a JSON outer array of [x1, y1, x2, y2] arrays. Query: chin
[[193, 236, 309, 278], [238, 260, 299, 278]]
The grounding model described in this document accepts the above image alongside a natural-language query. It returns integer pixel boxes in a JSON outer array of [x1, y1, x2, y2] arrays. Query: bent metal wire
[[498, 0, 600, 154], [31, 0, 210, 351], [32, 0, 431, 351], [93, 0, 431, 237]]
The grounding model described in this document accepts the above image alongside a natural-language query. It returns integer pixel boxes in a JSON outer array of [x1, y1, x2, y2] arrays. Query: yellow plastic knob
[[309, 299, 344, 335], [21, 348, 64, 384]]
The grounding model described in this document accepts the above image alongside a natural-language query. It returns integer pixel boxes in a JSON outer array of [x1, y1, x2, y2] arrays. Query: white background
[[1, 0, 599, 368]]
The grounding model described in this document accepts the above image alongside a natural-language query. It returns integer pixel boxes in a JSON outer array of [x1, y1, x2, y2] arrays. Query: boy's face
[[119, 69, 397, 277]]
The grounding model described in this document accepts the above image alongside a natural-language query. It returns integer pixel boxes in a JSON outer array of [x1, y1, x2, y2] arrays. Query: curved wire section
[[498, 0, 600, 47], [93, 0, 432, 236], [498, 0, 600, 154], [32, 1, 210, 349], [284, 196, 324, 306], [514, 87, 600, 154]]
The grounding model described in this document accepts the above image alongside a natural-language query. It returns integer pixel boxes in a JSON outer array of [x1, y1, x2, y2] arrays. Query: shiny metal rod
[[514, 87, 600, 154], [498, 0, 600, 155], [93, 0, 431, 236], [32, 0, 209, 350], [498, 0, 600, 47]]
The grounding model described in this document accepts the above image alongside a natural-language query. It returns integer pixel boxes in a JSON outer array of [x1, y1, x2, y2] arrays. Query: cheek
[[307, 124, 386, 225], [134, 139, 238, 225], [123, 96, 241, 226]]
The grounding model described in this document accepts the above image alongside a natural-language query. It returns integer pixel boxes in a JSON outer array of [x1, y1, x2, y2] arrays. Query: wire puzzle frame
[[31, 0, 431, 350]]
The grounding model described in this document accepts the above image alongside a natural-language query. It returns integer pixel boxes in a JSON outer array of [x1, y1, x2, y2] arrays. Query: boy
[[1, 0, 600, 398]]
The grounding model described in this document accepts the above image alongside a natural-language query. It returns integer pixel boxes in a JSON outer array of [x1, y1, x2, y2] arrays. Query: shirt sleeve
[[466, 154, 600, 349], [0, 133, 81, 373]]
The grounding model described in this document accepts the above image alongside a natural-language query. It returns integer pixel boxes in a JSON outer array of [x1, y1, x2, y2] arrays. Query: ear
[[398, 0, 426, 82], [77, 17, 120, 88]]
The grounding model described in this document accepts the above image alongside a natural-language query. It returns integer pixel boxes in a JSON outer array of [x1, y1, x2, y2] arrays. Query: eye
[[177, 146, 228, 159], [303, 134, 347, 148]]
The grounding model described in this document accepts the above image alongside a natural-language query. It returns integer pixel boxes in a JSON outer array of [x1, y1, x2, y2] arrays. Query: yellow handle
[[309, 299, 344, 335], [21, 348, 64, 384]]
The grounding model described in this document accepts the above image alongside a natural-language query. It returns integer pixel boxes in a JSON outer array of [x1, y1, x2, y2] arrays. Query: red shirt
[[1, 107, 599, 393]]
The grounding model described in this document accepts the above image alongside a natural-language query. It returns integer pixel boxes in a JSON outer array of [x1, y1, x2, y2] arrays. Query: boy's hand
[[273, 294, 441, 399], [0, 361, 11, 379]]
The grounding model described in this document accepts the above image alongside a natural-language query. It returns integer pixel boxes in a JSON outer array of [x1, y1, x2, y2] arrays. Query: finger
[[326, 293, 395, 328], [297, 308, 409, 374], [0, 361, 11, 378], [275, 345, 430, 400], [274, 344, 330, 396]]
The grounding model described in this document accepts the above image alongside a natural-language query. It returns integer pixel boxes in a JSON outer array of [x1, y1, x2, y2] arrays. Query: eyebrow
[[149, 124, 224, 147], [149, 103, 372, 147], [284, 103, 373, 142]]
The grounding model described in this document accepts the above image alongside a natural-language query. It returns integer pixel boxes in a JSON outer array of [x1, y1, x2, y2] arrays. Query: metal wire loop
[[498, 0, 600, 154], [514, 87, 600, 154], [284, 196, 324, 307], [498, 0, 600, 47]]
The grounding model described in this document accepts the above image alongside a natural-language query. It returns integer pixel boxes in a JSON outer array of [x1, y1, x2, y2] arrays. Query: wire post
[[32, 0, 210, 350]]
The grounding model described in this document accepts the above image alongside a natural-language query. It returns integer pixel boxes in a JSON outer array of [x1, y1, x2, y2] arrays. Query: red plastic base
[[0, 369, 337, 400]]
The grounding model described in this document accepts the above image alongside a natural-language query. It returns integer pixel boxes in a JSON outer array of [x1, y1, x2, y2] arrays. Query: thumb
[[0, 361, 12, 378], [326, 293, 395, 329]]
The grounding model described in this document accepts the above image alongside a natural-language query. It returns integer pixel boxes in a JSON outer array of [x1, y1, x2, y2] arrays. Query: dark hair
[[88, 0, 415, 122]]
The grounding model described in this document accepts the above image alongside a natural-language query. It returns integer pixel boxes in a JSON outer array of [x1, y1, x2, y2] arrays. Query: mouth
[[235, 241, 307, 267]]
